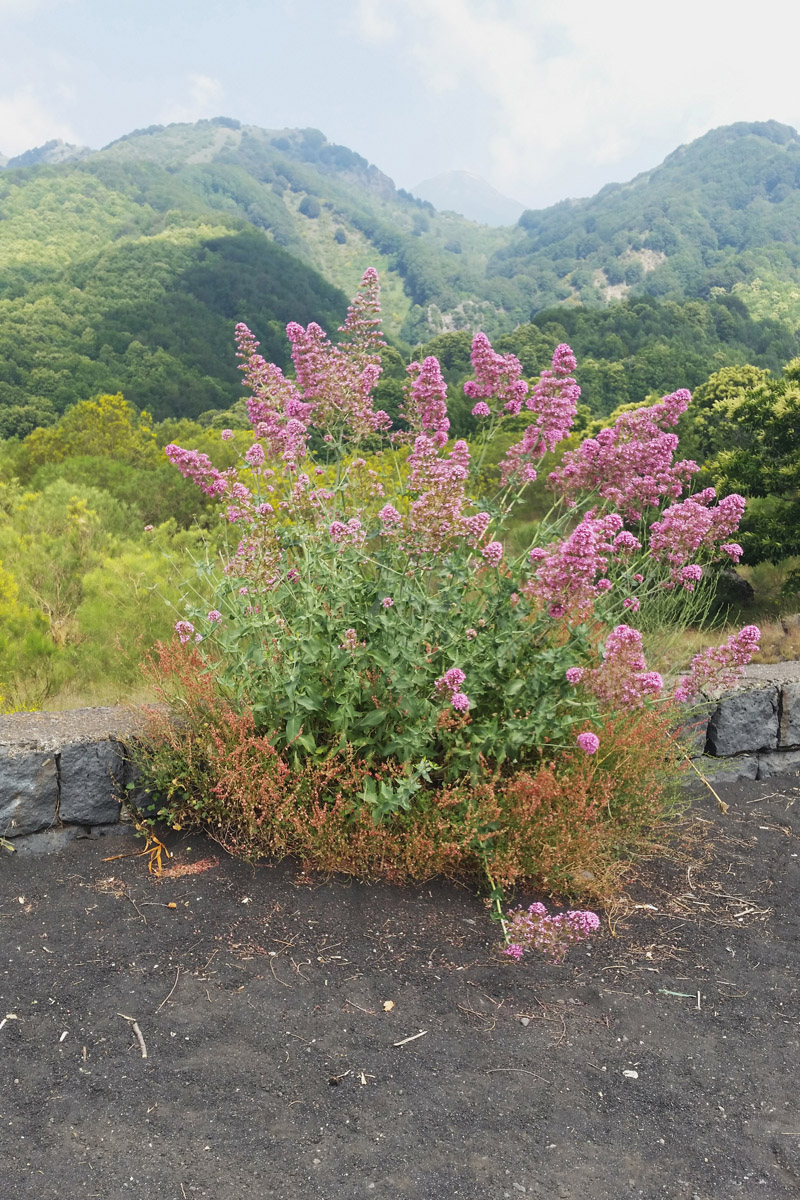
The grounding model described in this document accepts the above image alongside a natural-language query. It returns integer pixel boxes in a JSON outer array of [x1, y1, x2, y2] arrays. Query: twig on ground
[[344, 999, 376, 1015], [199, 948, 219, 973], [117, 1013, 148, 1058], [155, 967, 181, 1014], [269, 955, 292, 987], [393, 1030, 428, 1047], [488, 1067, 549, 1082], [686, 757, 728, 813], [123, 891, 147, 925]]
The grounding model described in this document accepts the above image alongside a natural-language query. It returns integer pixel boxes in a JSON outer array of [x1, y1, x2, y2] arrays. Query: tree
[[705, 358, 800, 562], [15, 393, 160, 481]]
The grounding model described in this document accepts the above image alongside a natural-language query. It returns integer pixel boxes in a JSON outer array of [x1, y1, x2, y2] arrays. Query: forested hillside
[[2, 117, 800, 437]]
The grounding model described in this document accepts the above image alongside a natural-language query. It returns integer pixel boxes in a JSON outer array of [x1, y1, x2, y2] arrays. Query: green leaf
[[360, 708, 389, 727]]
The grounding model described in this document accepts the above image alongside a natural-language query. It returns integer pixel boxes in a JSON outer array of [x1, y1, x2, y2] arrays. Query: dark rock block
[[706, 687, 778, 756], [59, 740, 124, 825], [779, 682, 800, 748], [688, 754, 759, 784], [757, 749, 800, 779], [0, 748, 58, 837]]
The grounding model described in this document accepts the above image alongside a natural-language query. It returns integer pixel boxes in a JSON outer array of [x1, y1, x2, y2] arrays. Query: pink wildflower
[[221, 429, 234, 441], [463, 331, 528, 416], [435, 667, 467, 695], [623, 596, 641, 613], [376, 504, 402, 538], [245, 443, 265, 468], [677, 564, 703, 592], [207, 610, 222, 623], [501, 343, 580, 484], [285, 268, 390, 440], [471, 401, 491, 418], [339, 628, 360, 652], [165, 444, 238, 500], [144, 524, 153, 532], [721, 542, 743, 563], [674, 625, 761, 703], [174, 620, 195, 645], [403, 356, 450, 445], [329, 518, 366, 549], [565, 667, 584, 684], [405, 437, 471, 555], [481, 540, 504, 566], [649, 489, 746, 581], [381, 597, 394, 608], [450, 691, 470, 712], [580, 625, 664, 708], [549, 390, 698, 519], [503, 903, 600, 963], [613, 531, 640, 554], [524, 512, 623, 618], [462, 511, 491, 544], [576, 731, 600, 755]]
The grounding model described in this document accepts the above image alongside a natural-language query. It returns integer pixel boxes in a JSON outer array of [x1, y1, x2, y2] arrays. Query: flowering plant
[[153, 267, 759, 943], [503, 903, 600, 962]]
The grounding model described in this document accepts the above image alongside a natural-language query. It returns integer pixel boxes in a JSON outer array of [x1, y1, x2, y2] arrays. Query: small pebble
[[520, 1017, 530, 1026]]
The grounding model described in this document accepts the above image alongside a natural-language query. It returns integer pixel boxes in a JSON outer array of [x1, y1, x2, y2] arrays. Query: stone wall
[[2, 668, 800, 850], [687, 663, 800, 783], [0, 707, 143, 852]]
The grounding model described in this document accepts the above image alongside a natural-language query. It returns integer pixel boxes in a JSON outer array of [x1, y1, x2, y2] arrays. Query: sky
[[2, 0, 800, 209]]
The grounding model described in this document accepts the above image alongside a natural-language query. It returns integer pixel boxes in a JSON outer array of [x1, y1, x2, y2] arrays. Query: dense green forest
[[2, 118, 800, 438]]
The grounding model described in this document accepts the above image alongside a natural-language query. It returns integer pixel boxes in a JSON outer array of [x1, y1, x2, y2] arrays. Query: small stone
[[520, 1017, 530, 1026]]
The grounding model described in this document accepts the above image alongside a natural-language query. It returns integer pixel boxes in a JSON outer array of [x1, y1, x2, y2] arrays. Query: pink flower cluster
[[435, 666, 470, 712], [286, 268, 391, 440], [235, 324, 313, 464], [405, 437, 471, 555], [339, 628, 361, 652], [403, 356, 450, 445], [649, 488, 746, 583], [525, 512, 624, 618], [461, 510, 491, 544], [174, 620, 196, 645], [329, 517, 366, 549], [170, 267, 390, 510], [567, 625, 663, 708], [576, 731, 600, 754], [500, 344, 581, 485], [481, 540, 504, 566], [550, 390, 698, 519], [463, 332, 529, 415], [165, 444, 236, 500], [674, 625, 761, 703], [504, 902, 600, 962]]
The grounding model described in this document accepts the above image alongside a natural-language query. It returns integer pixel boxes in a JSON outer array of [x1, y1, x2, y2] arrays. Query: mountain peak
[[411, 170, 525, 226], [1, 138, 93, 170]]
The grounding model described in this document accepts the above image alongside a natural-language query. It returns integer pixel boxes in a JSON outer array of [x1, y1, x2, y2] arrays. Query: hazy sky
[[2, 0, 800, 209]]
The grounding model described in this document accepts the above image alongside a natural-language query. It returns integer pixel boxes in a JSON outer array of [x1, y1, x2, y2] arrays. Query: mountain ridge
[[1, 116, 800, 436]]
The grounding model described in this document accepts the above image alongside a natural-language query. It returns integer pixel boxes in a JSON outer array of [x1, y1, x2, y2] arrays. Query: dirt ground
[[1, 775, 799, 1200]]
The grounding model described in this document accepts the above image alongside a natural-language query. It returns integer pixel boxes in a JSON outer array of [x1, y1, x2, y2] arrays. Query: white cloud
[[161, 73, 225, 126], [355, 0, 397, 43], [359, 0, 800, 205], [0, 85, 77, 157]]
